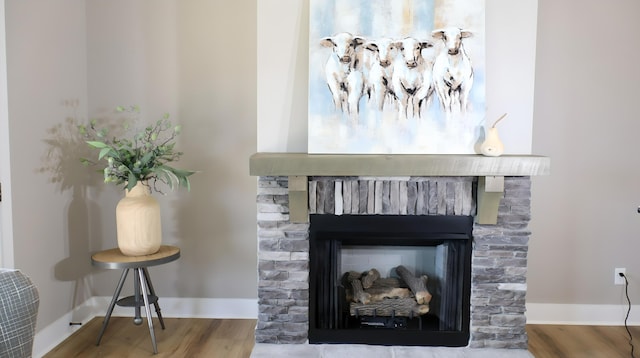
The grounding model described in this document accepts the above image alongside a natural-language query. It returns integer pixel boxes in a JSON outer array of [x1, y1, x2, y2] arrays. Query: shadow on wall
[[36, 99, 104, 318]]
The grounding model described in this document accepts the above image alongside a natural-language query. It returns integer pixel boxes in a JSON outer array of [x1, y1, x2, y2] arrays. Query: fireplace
[[251, 153, 550, 350], [309, 214, 472, 346]]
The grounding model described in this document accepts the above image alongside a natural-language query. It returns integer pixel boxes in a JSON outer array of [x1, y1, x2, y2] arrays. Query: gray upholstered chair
[[0, 269, 39, 358]]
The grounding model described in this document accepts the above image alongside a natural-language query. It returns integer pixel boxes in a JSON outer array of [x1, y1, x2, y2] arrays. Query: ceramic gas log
[[345, 266, 432, 319]]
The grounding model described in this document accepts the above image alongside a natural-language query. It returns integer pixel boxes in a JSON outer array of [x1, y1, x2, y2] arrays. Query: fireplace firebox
[[309, 214, 473, 347]]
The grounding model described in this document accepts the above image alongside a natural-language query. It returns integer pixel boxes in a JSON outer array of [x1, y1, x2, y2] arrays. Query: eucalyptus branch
[[79, 106, 196, 193]]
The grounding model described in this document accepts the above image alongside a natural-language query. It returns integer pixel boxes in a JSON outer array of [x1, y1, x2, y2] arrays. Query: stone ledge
[[250, 343, 534, 358]]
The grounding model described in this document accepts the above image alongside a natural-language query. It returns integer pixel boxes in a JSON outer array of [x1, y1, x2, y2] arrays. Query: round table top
[[91, 245, 180, 269]]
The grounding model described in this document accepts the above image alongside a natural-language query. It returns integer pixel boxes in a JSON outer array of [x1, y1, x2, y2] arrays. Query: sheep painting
[[309, 0, 485, 154]]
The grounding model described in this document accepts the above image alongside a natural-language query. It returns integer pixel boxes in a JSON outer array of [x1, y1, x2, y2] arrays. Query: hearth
[[309, 214, 472, 346]]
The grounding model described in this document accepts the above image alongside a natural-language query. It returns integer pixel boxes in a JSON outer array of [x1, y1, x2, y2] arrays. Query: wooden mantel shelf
[[250, 153, 549, 177], [249, 153, 550, 224]]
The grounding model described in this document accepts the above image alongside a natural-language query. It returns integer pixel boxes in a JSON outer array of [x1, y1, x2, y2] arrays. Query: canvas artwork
[[308, 0, 485, 154]]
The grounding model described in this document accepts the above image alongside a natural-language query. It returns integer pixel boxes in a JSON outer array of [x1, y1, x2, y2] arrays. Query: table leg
[[138, 267, 158, 354], [133, 268, 143, 325], [142, 267, 165, 329], [96, 268, 129, 346]]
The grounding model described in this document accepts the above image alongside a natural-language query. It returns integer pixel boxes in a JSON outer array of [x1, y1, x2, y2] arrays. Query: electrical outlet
[[615, 268, 626, 285]]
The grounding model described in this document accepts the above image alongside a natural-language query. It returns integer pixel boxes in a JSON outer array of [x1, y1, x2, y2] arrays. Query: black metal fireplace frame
[[309, 214, 472, 347]]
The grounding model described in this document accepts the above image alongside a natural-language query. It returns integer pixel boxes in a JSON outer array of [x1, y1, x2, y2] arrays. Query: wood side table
[[91, 245, 180, 354]]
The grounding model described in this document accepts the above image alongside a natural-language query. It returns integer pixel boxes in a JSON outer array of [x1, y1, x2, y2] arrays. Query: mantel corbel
[[288, 176, 309, 223], [476, 176, 504, 225]]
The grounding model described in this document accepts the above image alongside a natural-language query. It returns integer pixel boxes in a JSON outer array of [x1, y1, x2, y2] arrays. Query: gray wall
[[83, 0, 258, 300], [5, 0, 91, 331], [528, 0, 640, 304]]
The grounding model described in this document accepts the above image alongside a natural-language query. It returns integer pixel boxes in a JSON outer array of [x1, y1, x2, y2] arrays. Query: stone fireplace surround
[[249, 153, 550, 356]]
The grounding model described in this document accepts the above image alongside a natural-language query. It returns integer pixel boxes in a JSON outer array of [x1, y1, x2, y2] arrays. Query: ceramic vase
[[116, 181, 162, 256], [480, 127, 505, 157], [480, 113, 507, 157]]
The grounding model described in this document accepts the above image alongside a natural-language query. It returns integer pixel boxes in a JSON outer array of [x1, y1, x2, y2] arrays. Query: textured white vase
[[116, 181, 162, 256]]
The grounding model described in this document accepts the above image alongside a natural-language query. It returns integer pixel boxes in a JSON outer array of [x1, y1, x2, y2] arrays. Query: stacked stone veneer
[[256, 175, 531, 349]]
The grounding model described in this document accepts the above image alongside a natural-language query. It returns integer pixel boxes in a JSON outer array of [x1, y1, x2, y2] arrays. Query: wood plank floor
[[527, 324, 639, 358], [43, 317, 256, 358], [43, 317, 640, 357]]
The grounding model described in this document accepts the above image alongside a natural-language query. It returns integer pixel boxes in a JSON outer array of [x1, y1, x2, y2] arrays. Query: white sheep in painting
[[364, 38, 398, 111], [391, 37, 433, 119], [431, 27, 474, 115], [320, 32, 366, 119], [413, 44, 438, 118]]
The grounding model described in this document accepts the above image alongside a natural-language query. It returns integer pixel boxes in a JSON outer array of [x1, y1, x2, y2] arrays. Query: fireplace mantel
[[249, 153, 550, 224], [250, 153, 550, 176]]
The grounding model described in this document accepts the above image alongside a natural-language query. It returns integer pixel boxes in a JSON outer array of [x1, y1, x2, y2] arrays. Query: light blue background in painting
[[308, 0, 486, 154]]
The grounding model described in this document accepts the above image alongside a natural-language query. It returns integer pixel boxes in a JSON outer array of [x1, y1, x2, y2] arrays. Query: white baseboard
[[526, 303, 640, 325], [33, 297, 104, 358], [33, 297, 257, 357]]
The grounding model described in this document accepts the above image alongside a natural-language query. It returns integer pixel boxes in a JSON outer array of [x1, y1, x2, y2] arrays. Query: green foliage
[[79, 106, 196, 192]]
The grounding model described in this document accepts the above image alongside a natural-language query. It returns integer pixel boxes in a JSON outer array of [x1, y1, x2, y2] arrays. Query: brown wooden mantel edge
[[250, 153, 550, 225]]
